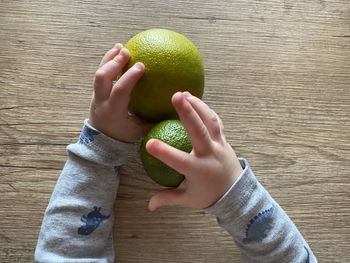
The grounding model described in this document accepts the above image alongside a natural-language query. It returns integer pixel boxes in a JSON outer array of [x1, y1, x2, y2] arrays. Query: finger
[[146, 138, 192, 176], [99, 43, 123, 67], [184, 93, 223, 141], [94, 48, 131, 101], [172, 92, 212, 155], [148, 188, 184, 211], [109, 62, 145, 111]]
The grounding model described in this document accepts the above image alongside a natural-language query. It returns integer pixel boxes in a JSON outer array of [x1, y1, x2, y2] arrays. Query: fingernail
[[120, 47, 130, 56], [134, 62, 144, 71], [113, 47, 130, 62], [184, 92, 195, 101], [114, 43, 123, 50], [183, 91, 192, 98]]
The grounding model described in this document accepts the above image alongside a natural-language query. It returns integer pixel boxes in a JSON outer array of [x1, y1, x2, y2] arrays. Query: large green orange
[[140, 120, 192, 187], [125, 28, 204, 122]]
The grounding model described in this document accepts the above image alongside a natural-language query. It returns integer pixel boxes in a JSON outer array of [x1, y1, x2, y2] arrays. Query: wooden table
[[1, 1, 349, 262]]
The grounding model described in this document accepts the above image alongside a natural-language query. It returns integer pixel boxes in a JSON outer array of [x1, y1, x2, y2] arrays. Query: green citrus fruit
[[140, 119, 192, 187], [125, 28, 204, 122]]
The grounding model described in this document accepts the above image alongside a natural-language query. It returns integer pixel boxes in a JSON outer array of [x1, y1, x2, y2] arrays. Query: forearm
[[35, 120, 132, 263], [207, 159, 317, 263]]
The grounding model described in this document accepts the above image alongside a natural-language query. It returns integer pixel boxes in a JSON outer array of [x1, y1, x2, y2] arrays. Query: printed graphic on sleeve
[[243, 205, 275, 244], [79, 125, 100, 145], [114, 166, 121, 174], [78, 206, 110, 235], [304, 245, 310, 263]]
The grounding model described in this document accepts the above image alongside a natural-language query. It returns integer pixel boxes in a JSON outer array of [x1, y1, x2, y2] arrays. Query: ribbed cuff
[[67, 119, 133, 167], [205, 158, 258, 221]]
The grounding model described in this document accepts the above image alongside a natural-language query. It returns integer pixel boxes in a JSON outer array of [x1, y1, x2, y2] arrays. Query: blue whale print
[[304, 245, 310, 263], [78, 206, 110, 235], [243, 205, 275, 244], [79, 125, 100, 145]]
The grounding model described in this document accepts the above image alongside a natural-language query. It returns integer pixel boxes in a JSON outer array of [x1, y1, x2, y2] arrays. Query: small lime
[[140, 119, 192, 187]]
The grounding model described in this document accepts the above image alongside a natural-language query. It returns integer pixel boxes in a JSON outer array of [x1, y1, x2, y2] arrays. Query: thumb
[[148, 188, 184, 212]]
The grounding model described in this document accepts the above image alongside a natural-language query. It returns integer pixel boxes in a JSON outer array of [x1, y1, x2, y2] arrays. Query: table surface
[[1, 0, 349, 262]]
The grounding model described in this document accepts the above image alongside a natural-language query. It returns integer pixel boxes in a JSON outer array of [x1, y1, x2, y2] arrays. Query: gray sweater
[[35, 120, 317, 262]]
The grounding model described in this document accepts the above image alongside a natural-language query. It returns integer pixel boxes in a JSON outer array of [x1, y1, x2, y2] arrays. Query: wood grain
[[1, 0, 349, 262]]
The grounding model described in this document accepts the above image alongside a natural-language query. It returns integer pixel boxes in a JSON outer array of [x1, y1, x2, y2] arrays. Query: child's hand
[[146, 92, 243, 211], [89, 44, 153, 143]]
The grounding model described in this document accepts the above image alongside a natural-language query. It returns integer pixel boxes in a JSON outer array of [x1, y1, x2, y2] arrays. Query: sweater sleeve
[[34, 120, 133, 263], [206, 159, 317, 263]]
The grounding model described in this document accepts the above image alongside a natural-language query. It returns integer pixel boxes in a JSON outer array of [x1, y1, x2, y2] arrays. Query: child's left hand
[[89, 44, 153, 143], [146, 92, 243, 211]]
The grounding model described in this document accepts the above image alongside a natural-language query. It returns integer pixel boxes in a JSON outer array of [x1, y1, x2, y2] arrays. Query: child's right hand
[[146, 92, 243, 211], [89, 44, 153, 143]]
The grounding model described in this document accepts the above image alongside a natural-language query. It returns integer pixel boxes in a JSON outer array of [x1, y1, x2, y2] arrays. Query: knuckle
[[112, 82, 122, 92], [210, 112, 222, 136], [210, 114, 219, 126], [95, 69, 106, 81], [198, 125, 210, 140], [210, 110, 218, 122], [211, 115, 218, 123], [214, 112, 225, 133], [199, 125, 207, 136], [212, 125, 221, 137], [112, 56, 121, 66]]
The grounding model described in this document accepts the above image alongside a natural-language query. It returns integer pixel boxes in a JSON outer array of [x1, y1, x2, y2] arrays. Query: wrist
[[69, 119, 133, 166], [232, 156, 244, 184], [206, 158, 248, 213]]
